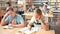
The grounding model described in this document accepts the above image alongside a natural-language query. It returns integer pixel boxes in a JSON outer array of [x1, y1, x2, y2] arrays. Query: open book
[[3, 25, 13, 29], [18, 27, 40, 34]]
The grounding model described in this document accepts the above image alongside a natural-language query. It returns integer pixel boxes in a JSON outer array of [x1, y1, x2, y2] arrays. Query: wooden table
[[22, 13, 53, 18], [0, 25, 55, 34], [22, 13, 33, 23], [43, 14, 53, 17], [22, 13, 33, 16]]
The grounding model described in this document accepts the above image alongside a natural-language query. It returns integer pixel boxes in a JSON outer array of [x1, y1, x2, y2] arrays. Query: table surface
[[22, 13, 53, 17], [0, 25, 55, 34], [22, 13, 33, 16]]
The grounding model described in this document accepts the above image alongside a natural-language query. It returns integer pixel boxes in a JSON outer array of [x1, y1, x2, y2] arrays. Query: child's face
[[8, 10, 15, 18], [11, 12, 15, 18], [32, 5, 35, 9], [35, 14, 42, 20], [8, 10, 14, 14]]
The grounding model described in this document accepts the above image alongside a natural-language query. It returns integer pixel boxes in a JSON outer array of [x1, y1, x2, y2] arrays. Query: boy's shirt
[[5, 14, 24, 24], [30, 16, 41, 27], [30, 16, 48, 27]]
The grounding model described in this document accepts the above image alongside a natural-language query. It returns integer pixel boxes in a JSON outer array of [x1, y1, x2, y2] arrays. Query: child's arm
[[27, 22, 33, 30], [41, 20, 49, 31], [1, 12, 11, 26], [11, 19, 16, 25], [11, 22, 25, 28], [27, 16, 35, 30]]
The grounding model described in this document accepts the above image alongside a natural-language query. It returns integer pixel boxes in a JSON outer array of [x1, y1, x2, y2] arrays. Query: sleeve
[[18, 15, 24, 24], [42, 16, 48, 23], [5, 16, 12, 24], [20, 16, 24, 23], [30, 16, 35, 23]]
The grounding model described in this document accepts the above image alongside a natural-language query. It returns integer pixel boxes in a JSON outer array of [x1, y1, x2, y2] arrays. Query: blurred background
[[0, 0, 60, 34]]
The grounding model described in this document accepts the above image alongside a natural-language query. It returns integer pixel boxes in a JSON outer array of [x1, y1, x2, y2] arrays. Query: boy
[[28, 9, 49, 31]]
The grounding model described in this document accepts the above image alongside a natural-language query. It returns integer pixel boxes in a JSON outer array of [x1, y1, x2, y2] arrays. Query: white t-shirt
[[30, 16, 48, 27]]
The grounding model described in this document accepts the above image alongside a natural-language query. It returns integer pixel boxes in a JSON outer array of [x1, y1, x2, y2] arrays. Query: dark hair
[[46, 2, 48, 5], [36, 9, 42, 15], [6, 7, 14, 12]]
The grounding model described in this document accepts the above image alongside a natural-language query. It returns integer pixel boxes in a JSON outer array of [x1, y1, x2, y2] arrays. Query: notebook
[[18, 27, 40, 34]]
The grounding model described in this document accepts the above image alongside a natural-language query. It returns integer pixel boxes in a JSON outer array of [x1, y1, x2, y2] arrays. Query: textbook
[[18, 27, 40, 34]]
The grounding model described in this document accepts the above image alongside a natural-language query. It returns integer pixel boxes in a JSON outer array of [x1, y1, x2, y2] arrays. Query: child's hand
[[4, 11, 11, 17], [27, 25, 32, 31], [11, 19, 16, 25], [41, 23, 49, 31]]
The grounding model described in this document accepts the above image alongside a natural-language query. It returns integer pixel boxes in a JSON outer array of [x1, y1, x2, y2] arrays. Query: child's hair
[[6, 7, 14, 12], [36, 8, 42, 15]]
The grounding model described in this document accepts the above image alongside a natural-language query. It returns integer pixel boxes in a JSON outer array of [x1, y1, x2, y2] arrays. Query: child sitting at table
[[28, 8, 49, 31], [1, 7, 25, 28]]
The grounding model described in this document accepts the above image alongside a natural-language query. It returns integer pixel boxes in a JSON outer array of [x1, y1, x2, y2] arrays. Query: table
[[22, 13, 33, 16], [43, 14, 54, 29], [22, 13, 53, 17], [0, 26, 55, 34], [22, 13, 53, 23], [22, 13, 33, 23]]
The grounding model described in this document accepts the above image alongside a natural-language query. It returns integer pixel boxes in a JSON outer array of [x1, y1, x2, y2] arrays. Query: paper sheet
[[18, 27, 40, 34], [3, 25, 13, 29]]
